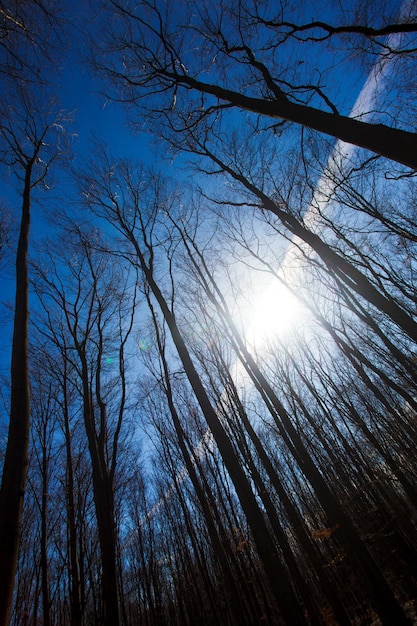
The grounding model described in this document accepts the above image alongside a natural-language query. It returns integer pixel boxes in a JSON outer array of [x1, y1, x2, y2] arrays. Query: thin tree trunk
[[62, 366, 83, 626], [147, 296, 258, 624], [234, 341, 412, 625], [214, 347, 352, 626], [183, 239, 411, 624], [40, 421, 51, 626]]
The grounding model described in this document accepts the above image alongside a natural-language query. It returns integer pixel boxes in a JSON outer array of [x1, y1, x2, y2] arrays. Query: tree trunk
[[184, 243, 411, 625], [217, 351, 352, 626], [181, 76, 417, 170], [92, 471, 120, 626], [40, 422, 51, 626], [147, 299, 257, 623], [62, 368, 83, 626], [235, 340, 412, 625], [0, 166, 32, 626], [79, 355, 121, 626]]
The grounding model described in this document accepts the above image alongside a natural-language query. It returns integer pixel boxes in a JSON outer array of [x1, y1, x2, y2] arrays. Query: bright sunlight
[[246, 277, 306, 349]]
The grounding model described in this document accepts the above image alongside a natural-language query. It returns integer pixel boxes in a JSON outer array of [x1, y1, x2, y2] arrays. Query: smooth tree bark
[[0, 142, 32, 626]]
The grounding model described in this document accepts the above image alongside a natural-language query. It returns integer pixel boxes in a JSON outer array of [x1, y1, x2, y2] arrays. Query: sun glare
[[246, 278, 304, 348]]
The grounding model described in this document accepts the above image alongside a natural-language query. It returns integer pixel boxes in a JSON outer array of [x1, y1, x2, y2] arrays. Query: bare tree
[[0, 89, 69, 626], [140, 294, 261, 624]]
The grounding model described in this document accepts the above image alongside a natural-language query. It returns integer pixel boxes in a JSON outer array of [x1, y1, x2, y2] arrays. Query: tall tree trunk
[[79, 355, 120, 626], [0, 165, 32, 626], [147, 297, 258, 624], [92, 471, 120, 626], [214, 347, 352, 626], [234, 339, 412, 625], [184, 238, 411, 624]]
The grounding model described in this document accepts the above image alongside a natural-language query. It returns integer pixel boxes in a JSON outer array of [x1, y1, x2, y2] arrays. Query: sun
[[246, 278, 304, 349]]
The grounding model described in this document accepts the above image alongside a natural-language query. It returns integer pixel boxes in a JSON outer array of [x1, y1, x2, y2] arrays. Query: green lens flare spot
[[138, 338, 151, 352]]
